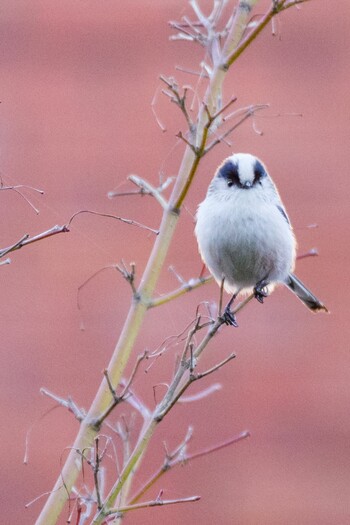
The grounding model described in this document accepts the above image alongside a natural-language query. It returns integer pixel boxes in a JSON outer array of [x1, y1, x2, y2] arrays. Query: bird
[[194, 153, 328, 326]]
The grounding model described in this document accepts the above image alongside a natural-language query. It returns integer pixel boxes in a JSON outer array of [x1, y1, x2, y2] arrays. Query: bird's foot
[[254, 280, 269, 304], [222, 305, 239, 327]]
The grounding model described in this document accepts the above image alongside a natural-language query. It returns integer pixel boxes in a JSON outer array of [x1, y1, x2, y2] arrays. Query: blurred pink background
[[1, 1, 349, 523]]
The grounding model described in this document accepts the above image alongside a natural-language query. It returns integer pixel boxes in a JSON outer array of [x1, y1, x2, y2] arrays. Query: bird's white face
[[208, 153, 275, 199]]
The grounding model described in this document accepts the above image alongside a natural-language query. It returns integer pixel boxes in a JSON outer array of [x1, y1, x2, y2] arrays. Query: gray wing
[[276, 205, 290, 225]]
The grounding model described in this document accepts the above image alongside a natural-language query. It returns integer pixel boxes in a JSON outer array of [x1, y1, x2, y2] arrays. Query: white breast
[[195, 191, 296, 294]]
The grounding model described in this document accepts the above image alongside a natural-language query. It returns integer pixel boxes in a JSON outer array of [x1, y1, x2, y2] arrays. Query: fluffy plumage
[[195, 153, 327, 317]]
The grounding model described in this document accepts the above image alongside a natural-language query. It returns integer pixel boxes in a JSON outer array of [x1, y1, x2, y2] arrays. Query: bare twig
[[151, 84, 168, 132], [178, 382, 222, 403], [115, 260, 137, 295], [94, 438, 103, 509], [107, 175, 174, 205], [77, 262, 138, 326], [0, 182, 44, 214], [127, 174, 170, 209], [205, 104, 269, 154], [155, 352, 236, 423], [175, 65, 210, 78], [25, 487, 64, 509], [119, 351, 148, 398], [297, 248, 318, 260], [0, 234, 29, 258], [107, 494, 200, 517], [0, 226, 68, 259], [24, 405, 61, 465], [40, 388, 85, 422], [160, 75, 194, 132], [96, 351, 148, 426], [0, 182, 44, 194], [129, 430, 250, 506], [67, 209, 159, 235]]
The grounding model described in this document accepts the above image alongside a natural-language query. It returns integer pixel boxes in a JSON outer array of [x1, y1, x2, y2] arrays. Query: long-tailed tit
[[195, 153, 328, 326]]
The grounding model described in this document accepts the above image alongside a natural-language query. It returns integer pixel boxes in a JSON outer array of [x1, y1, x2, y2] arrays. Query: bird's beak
[[243, 181, 252, 189]]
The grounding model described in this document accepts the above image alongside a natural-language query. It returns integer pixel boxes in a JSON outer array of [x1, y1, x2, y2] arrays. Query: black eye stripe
[[253, 161, 267, 184], [218, 161, 240, 187]]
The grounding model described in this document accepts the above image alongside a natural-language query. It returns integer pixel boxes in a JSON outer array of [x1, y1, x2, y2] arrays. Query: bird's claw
[[254, 281, 269, 304], [222, 307, 239, 327]]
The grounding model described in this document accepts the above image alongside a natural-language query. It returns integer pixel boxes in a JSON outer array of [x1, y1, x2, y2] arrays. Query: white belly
[[195, 196, 296, 294]]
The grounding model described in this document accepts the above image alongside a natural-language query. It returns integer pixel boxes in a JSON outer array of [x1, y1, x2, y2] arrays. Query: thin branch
[[155, 351, 236, 423], [179, 315, 202, 371], [0, 182, 44, 194], [205, 104, 269, 154], [23, 405, 61, 465], [193, 352, 236, 380], [175, 65, 209, 78], [107, 495, 200, 516], [297, 248, 318, 260], [115, 260, 137, 295], [94, 438, 103, 510], [0, 234, 28, 258], [176, 130, 196, 152], [160, 75, 194, 132], [205, 95, 238, 123], [25, 487, 64, 509], [40, 388, 85, 422], [96, 351, 148, 426], [127, 174, 170, 209], [178, 382, 222, 403], [67, 209, 159, 235], [129, 430, 250, 506], [0, 182, 44, 214], [151, 84, 168, 132], [77, 262, 138, 325], [119, 351, 148, 398], [0, 226, 68, 259], [183, 430, 250, 462], [108, 174, 172, 201]]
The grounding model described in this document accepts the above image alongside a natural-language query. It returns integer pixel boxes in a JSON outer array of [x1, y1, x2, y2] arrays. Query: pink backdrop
[[1, 1, 349, 523]]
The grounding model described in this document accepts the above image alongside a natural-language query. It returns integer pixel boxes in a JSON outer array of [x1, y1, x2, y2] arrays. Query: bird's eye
[[218, 161, 240, 188]]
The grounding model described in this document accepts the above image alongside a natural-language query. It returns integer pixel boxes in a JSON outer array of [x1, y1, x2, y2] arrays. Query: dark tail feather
[[285, 274, 328, 313]]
